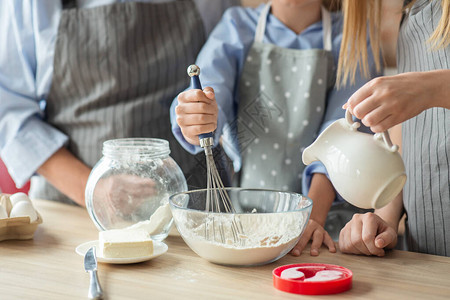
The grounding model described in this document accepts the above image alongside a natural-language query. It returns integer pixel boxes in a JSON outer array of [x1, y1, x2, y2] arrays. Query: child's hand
[[290, 219, 336, 256], [339, 212, 397, 256], [175, 87, 218, 146]]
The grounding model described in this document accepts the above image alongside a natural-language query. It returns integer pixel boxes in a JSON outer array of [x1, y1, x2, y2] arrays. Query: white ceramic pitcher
[[302, 110, 406, 209]]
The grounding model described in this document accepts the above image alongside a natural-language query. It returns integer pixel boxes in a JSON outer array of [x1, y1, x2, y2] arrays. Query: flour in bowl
[[172, 209, 307, 266]]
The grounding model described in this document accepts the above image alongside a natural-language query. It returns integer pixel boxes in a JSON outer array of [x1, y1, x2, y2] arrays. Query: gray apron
[[237, 3, 334, 193], [398, 0, 450, 256], [30, 0, 231, 204]]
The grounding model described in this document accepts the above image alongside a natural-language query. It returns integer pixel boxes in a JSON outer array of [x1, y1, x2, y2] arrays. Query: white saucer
[[75, 240, 168, 264]]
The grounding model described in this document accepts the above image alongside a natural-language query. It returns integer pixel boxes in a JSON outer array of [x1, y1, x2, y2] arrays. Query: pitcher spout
[[302, 143, 318, 165]]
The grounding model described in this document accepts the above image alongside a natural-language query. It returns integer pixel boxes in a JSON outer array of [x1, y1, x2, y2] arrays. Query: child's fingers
[[349, 218, 372, 256], [176, 102, 217, 115], [181, 123, 217, 139], [203, 87, 215, 99], [178, 89, 212, 104], [323, 233, 337, 253], [290, 230, 313, 256], [374, 228, 397, 250], [176, 114, 217, 127], [310, 230, 324, 256]]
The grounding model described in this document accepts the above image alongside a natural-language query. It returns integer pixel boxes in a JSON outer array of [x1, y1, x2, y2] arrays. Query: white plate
[[75, 240, 168, 264]]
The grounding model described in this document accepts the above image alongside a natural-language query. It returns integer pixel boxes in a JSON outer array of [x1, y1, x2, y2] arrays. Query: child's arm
[[290, 173, 336, 256], [170, 7, 254, 156], [295, 27, 384, 256]]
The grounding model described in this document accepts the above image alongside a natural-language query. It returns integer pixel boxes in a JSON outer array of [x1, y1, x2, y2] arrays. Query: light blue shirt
[[170, 5, 381, 196], [0, 0, 239, 188]]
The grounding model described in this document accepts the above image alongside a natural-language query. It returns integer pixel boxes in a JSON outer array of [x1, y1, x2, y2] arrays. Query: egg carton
[[0, 194, 43, 242]]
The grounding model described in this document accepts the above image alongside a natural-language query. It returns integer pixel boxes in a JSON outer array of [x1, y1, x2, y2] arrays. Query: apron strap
[[254, 1, 333, 52], [321, 6, 332, 52], [254, 1, 272, 43]]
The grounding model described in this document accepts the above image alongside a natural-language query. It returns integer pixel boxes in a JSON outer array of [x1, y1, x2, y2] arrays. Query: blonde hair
[[337, 0, 450, 87]]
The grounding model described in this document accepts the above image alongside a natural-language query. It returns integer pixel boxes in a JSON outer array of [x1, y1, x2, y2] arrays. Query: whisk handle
[[187, 64, 203, 89], [191, 75, 202, 90], [187, 64, 214, 141]]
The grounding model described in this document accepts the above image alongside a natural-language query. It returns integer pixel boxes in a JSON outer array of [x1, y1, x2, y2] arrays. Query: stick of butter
[[99, 228, 153, 258]]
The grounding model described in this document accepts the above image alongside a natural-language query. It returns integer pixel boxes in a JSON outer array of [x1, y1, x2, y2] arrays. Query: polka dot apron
[[237, 2, 334, 192]]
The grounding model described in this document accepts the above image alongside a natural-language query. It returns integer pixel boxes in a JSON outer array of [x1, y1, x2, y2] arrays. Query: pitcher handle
[[375, 132, 399, 153], [345, 109, 361, 130], [345, 109, 399, 153]]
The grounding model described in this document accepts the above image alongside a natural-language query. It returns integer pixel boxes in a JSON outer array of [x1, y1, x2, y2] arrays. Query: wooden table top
[[1, 199, 449, 299]]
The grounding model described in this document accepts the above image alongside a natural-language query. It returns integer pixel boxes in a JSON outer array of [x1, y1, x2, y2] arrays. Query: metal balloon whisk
[[187, 65, 244, 244]]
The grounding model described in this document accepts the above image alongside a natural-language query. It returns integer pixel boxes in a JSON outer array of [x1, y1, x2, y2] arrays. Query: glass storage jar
[[85, 138, 187, 241]]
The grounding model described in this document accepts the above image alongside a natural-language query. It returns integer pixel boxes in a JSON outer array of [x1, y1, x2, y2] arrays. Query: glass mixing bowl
[[85, 138, 187, 241], [169, 188, 312, 266]]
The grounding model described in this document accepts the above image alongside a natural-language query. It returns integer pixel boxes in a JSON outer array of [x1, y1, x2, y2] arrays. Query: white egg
[[0, 204, 8, 219], [10, 192, 32, 206], [9, 201, 38, 222]]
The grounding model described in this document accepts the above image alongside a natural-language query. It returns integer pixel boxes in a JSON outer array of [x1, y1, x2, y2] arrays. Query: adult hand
[[338, 212, 397, 257], [343, 72, 434, 133], [175, 87, 218, 145], [290, 219, 336, 256]]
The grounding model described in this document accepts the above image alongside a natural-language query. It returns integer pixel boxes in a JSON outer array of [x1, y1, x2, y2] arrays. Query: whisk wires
[[202, 144, 244, 245], [188, 64, 245, 245]]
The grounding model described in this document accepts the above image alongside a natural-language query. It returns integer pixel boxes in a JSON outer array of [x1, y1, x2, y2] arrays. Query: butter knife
[[84, 246, 104, 299]]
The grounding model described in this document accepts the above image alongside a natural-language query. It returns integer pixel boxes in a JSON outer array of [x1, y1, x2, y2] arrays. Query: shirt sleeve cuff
[[1, 117, 68, 188], [302, 161, 328, 196], [171, 126, 204, 155], [302, 161, 345, 203]]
